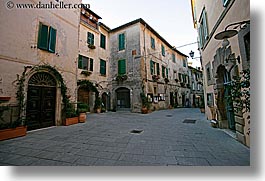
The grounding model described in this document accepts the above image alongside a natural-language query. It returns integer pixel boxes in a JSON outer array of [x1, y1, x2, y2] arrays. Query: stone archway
[[26, 72, 57, 130]]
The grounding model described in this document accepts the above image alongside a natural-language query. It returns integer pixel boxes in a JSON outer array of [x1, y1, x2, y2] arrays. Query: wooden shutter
[[150, 60, 154, 75], [119, 33, 125, 51], [202, 9, 209, 40], [100, 34, 106, 49], [89, 58, 94, 71], [37, 23, 49, 50], [100, 59, 106, 75], [87, 32, 94, 45], [156, 63, 160, 75], [48, 26, 56, 53], [118, 59, 126, 75], [78, 55, 82, 69]]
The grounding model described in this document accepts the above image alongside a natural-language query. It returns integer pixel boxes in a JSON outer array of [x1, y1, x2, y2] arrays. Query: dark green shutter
[[91, 34, 94, 45], [37, 23, 49, 50], [90, 58, 93, 71], [78, 55, 82, 69], [119, 33, 125, 51], [100, 34, 106, 49], [161, 45, 165, 56], [118, 59, 126, 75], [166, 68, 169, 78], [150, 60, 154, 75], [100, 59, 106, 75], [87, 32, 94, 45], [162, 66, 165, 78], [48, 26, 56, 53]]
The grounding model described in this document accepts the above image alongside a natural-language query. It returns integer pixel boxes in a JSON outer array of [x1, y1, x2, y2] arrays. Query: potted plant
[[116, 74, 128, 82], [88, 44, 96, 49], [77, 103, 89, 123], [64, 103, 78, 126], [94, 97, 102, 113], [0, 106, 27, 141], [140, 93, 150, 114], [152, 75, 160, 82], [81, 70, 92, 77]]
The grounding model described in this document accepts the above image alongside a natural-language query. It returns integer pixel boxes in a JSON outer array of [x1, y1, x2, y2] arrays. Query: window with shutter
[[48, 27, 56, 53], [162, 66, 166, 78], [118, 59, 126, 75], [87, 32, 94, 45], [89, 58, 94, 71], [37, 23, 57, 53], [150, 60, 154, 75], [161, 45, 165, 56], [198, 8, 209, 48], [156, 63, 160, 76], [119, 33, 125, 51], [37, 23, 49, 50], [100, 34, 106, 49], [166, 68, 169, 78], [100, 59, 106, 75], [172, 53, 176, 63], [151, 37, 155, 49]]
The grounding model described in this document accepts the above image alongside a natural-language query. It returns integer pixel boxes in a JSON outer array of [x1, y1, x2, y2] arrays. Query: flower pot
[[64, 117, 78, 126], [96, 108, 101, 113], [200, 108, 205, 113], [0, 126, 27, 141], [78, 113, 86, 123], [141, 107, 148, 114]]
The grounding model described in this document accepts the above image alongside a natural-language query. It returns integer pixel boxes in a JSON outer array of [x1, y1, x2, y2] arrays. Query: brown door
[[26, 86, 56, 130]]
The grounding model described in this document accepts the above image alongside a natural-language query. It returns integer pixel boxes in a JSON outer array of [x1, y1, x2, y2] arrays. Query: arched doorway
[[26, 72, 57, 131], [116, 88, 130, 110], [216, 65, 235, 130]]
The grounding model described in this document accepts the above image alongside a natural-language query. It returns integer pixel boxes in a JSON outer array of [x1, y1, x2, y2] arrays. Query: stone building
[[109, 19, 190, 112], [188, 66, 204, 108], [77, 7, 111, 112], [191, 0, 250, 146], [0, 0, 81, 130]]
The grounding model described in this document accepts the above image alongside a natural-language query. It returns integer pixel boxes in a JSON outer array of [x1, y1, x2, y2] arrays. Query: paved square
[[0, 108, 250, 166]]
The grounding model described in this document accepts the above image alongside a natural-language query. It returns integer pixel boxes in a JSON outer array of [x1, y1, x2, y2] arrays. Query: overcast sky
[[82, 0, 201, 68]]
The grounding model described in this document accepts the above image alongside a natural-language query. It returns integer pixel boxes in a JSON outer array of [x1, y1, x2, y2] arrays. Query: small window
[[100, 34, 106, 49], [151, 37, 155, 49], [183, 59, 187, 67], [100, 59, 106, 76], [178, 73, 182, 82], [78, 55, 93, 71], [118, 59, 126, 75], [150, 60, 154, 75], [172, 53, 176, 63], [161, 45, 165, 56], [118, 33, 125, 51], [87, 32, 94, 45], [198, 8, 209, 48], [37, 22, 57, 53], [162, 66, 166, 78], [78, 55, 89, 70]]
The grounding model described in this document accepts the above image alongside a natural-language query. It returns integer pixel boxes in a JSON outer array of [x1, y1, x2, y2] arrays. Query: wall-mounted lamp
[[214, 29, 238, 48], [214, 20, 250, 47]]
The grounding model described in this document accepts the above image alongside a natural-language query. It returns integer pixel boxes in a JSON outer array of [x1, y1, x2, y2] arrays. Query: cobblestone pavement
[[0, 108, 250, 166]]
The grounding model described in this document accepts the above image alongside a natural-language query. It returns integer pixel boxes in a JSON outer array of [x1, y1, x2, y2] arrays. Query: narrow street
[[0, 108, 249, 166]]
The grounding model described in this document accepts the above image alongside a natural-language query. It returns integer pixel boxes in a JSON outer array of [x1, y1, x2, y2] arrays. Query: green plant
[[226, 69, 250, 113], [116, 74, 128, 82], [65, 103, 78, 118], [140, 93, 151, 109], [81, 70, 92, 77], [77, 103, 89, 113], [94, 97, 102, 110]]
